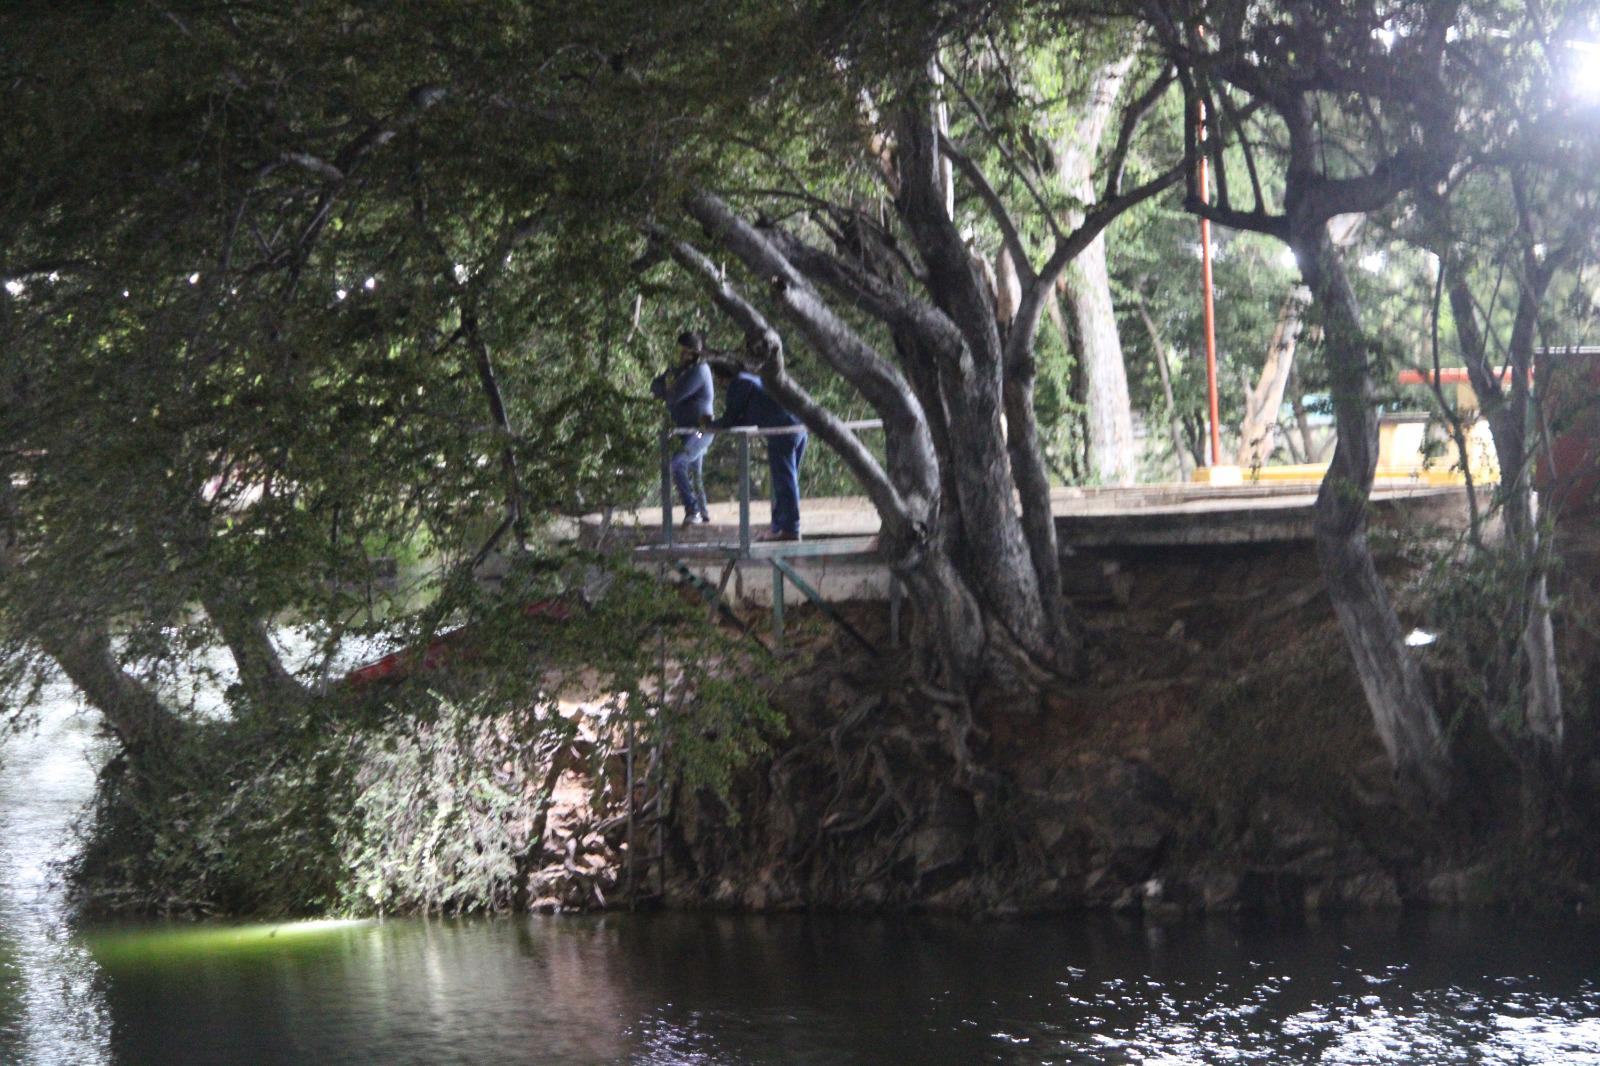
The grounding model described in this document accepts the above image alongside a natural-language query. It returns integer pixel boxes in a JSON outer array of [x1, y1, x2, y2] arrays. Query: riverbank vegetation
[[4, 0, 1600, 917]]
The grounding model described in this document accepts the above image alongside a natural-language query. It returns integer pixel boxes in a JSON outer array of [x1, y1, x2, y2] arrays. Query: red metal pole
[[1199, 99, 1221, 467]]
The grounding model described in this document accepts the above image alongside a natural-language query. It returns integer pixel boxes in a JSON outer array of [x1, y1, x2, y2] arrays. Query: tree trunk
[[1136, 299, 1195, 479], [1300, 227, 1451, 801], [1238, 286, 1310, 469], [676, 184, 1063, 691], [37, 625, 183, 756], [1445, 263, 1563, 762], [201, 588, 310, 712], [1066, 240, 1137, 483], [894, 105, 1070, 672], [1058, 54, 1138, 485], [1292, 391, 1323, 462]]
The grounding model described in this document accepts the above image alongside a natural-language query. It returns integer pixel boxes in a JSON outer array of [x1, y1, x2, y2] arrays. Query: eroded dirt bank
[[649, 539, 1600, 917]]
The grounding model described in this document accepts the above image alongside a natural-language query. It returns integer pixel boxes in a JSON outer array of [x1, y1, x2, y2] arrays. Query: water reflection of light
[[0, 685, 113, 1066], [90, 918, 374, 965]]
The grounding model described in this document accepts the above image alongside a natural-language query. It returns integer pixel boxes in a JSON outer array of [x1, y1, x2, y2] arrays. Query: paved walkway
[[581, 479, 1472, 551]]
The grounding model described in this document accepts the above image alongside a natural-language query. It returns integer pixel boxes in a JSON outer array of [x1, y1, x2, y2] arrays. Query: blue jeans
[[670, 430, 712, 516], [767, 432, 806, 534]]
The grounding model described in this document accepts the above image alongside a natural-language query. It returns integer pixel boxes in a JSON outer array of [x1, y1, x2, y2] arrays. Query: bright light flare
[[1569, 40, 1600, 104]]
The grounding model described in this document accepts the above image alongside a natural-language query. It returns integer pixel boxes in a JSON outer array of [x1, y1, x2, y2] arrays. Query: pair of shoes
[[756, 528, 801, 542], [680, 511, 709, 528]]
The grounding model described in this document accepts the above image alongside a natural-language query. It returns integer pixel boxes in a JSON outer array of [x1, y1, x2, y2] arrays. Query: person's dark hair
[[677, 330, 704, 353], [708, 358, 742, 381]]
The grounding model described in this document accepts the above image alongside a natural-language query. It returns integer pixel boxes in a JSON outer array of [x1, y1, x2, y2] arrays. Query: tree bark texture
[[1237, 286, 1310, 469], [37, 626, 183, 756], [1299, 227, 1451, 800], [1136, 299, 1195, 479], [1065, 240, 1137, 483], [674, 125, 1094, 684], [1058, 55, 1138, 485], [1149, 0, 1463, 800], [1445, 260, 1563, 761]]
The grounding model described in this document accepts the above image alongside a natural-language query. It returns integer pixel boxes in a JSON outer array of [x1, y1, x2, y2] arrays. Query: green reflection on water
[[87, 917, 375, 968]]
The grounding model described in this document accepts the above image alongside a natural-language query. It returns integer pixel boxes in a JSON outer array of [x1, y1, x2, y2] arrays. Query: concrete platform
[[582, 480, 1472, 550], [573, 480, 1473, 607]]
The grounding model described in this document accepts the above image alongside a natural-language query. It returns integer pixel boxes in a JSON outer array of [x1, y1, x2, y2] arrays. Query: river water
[[5, 691, 1600, 1064]]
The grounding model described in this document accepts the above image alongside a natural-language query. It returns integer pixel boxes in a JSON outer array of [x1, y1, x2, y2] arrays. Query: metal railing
[[657, 420, 883, 551]]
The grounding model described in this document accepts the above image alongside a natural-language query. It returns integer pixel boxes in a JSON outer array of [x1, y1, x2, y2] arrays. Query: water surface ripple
[[6, 689, 1600, 1064]]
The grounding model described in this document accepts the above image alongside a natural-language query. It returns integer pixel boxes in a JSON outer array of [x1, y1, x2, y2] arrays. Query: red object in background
[[343, 597, 572, 688], [1537, 349, 1600, 518], [1396, 367, 1499, 386]]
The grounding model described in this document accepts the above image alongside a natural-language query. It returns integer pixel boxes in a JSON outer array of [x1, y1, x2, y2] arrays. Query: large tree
[[1413, 9, 1600, 776], [658, 14, 1182, 705], [1147, 0, 1476, 799], [0, 2, 677, 754]]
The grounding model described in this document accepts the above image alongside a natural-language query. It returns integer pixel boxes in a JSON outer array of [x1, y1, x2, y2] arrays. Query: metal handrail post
[[660, 428, 674, 547], [771, 562, 784, 653], [737, 432, 752, 554]]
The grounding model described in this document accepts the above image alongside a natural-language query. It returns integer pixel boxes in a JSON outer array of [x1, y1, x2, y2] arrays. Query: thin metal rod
[[771, 562, 784, 654], [771, 556, 878, 655], [672, 562, 773, 654], [737, 433, 752, 554], [659, 429, 674, 546], [624, 718, 636, 909], [1198, 96, 1221, 468]]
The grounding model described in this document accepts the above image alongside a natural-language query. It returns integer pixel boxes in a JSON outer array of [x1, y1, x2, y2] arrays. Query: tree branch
[[656, 229, 912, 526], [936, 58, 1065, 243], [1009, 162, 1186, 367], [1101, 66, 1175, 203], [940, 135, 1035, 288]]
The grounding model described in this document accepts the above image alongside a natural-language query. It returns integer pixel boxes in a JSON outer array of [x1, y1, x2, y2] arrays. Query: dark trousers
[[766, 431, 806, 534]]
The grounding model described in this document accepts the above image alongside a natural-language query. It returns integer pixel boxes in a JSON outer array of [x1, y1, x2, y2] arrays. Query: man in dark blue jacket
[[706, 361, 807, 541], [651, 331, 715, 525]]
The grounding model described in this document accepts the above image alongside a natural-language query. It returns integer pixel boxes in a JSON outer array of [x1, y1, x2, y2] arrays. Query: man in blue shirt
[[651, 331, 715, 526], [706, 361, 807, 542]]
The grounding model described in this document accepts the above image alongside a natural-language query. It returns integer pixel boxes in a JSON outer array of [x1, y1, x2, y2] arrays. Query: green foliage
[[72, 716, 351, 916], [335, 695, 571, 915], [1413, 545, 1554, 737], [68, 556, 782, 917]]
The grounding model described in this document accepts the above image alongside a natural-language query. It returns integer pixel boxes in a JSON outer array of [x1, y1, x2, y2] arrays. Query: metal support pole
[[771, 556, 877, 655], [660, 429, 674, 546], [737, 433, 752, 555], [1198, 91, 1221, 467], [624, 718, 636, 908], [889, 573, 902, 647], [771, 561, 784, 654]]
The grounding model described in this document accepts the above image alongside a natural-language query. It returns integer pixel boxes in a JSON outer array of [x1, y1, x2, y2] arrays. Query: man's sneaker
[[680, 511, 709, 528], [756, 528, 800, 542]]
